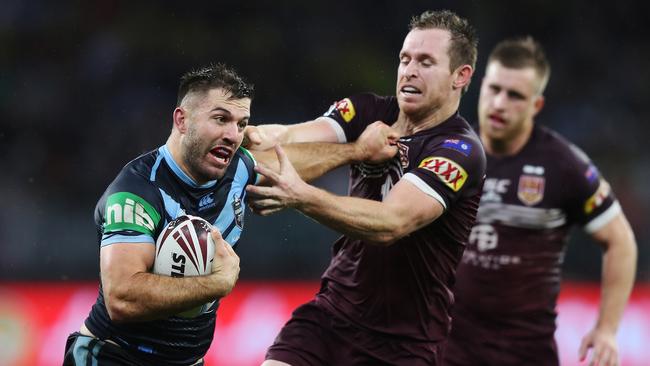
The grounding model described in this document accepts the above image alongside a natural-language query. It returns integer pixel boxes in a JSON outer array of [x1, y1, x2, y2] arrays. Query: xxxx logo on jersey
[[334, 98, 356, 122], [419, 156, 468, 192]]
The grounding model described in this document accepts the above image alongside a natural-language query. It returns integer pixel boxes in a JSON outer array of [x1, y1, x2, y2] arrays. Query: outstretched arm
[[578, 211, 637, 366], [102, 229, 239, 322], [246, 145, 444, 245], [244, 117, 343, 150], [251, 121, 399, 184]]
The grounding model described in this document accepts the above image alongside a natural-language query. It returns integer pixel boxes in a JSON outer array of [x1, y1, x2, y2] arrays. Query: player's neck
[[396, 99, 458, 135], [165, 135, 206, 185], [482, 123, 534, 157]]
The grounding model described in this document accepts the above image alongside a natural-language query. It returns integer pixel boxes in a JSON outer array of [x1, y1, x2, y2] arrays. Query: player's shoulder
[[533, 125, 592, 167], [107, 148, 161, 196], [422, 113, 484, 159], [234, 146, 256, 169], [228, 146, 258, 185], [349, 92, 396, 105], [341, 92, 398, 115], [125, 149, 159, 173]]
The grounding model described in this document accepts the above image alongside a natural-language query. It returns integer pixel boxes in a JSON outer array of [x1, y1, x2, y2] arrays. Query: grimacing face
[[478, 61, 544, 143], [179, 88, 251, 183], [396, 28, 457, 120]]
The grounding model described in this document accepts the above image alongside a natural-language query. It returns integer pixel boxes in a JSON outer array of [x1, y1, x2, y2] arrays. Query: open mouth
[[400, 85, 422, 96], [210, 146, 232, 165], [488, 113, 506, 127]]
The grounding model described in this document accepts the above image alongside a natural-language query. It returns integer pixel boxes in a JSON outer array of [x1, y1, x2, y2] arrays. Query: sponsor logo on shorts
[[584, 179, 611, 214], [517, 175, 545, 206], [104, 192, 161, 235], [418, 156, 468, 192], [334, 98, 356, 122]]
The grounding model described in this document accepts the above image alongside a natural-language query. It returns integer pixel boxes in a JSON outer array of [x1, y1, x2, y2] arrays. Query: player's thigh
[[265, 302, 345, 366]]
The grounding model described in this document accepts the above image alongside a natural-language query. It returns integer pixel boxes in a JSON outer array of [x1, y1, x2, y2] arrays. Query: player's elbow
[[370, 213, 427, 246], [365, 234, 399, 246], [105, 297, 135, 323], [104, 289, 141, 323], [365, 224, 410, 247]]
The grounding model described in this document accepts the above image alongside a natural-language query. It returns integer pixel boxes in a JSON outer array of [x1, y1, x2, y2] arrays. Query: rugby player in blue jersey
[[63, 63, 398, 366]]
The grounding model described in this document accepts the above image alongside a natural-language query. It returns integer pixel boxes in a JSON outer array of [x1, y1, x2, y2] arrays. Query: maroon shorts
[[444, 313, 559, 366], [265, 301, 444, 366]]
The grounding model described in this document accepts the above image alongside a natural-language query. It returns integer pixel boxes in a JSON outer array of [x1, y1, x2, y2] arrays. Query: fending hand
[[355, 121, 400, 163], [242, 125, 263, 149], [246, 145, 310, 215]]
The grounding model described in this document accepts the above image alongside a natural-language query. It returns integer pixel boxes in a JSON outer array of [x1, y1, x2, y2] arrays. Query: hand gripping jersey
[[317, 93, 486, 342], [83, 144, 257, 365], [451, 124, 620, 339]]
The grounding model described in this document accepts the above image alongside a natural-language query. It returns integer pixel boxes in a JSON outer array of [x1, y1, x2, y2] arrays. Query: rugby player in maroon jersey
[[444, 37, 637, 366], [244, 10, 485, 366]]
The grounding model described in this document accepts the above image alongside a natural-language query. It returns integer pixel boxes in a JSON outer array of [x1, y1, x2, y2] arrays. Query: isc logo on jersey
[[418, 156, 468, 192], [104, 192, 161, 236]]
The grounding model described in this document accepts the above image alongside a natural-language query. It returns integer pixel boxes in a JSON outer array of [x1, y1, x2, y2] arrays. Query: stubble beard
[[182, 125, 214, 183]]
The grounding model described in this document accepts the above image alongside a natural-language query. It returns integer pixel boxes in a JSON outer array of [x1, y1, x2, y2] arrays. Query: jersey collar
[[159, 145, 217, 189]]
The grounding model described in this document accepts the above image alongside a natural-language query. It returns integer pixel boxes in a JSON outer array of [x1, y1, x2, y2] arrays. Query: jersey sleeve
[[321, 93, 388, 143], [563, 144, 619, 233], [403, 136, 486, 210], [97, 168, 165, 246], [238, 146, 259, 185]]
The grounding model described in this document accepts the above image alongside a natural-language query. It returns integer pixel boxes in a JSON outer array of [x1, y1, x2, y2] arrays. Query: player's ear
[[452, 64, 474, 90], [532, 95, 545, 116], [173, 107, 188, 134]]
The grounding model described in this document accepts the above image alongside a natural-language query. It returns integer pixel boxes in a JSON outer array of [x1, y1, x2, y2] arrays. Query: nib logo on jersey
[[104, 192, 161, 236], [198, 193, 216, 211]]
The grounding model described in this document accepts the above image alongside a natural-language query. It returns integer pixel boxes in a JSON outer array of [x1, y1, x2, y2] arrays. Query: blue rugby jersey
[[84, 144, 256, 365]]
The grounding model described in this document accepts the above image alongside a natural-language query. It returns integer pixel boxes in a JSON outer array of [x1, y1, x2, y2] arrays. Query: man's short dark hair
[[177, 63, 254, 106], [409, 10, 478, 73], [488, 36, 551, 93]]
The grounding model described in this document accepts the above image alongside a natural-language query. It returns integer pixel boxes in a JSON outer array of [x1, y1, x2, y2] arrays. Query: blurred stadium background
[[0, 1, 648, 365]]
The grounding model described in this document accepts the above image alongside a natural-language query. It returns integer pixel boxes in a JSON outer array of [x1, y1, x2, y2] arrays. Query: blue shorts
[[63, 332, 205, 366]]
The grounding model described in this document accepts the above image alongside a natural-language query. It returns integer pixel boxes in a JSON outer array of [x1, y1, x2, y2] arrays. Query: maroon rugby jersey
[[451, 124, 620, 339], [316, 93, 486, 342]]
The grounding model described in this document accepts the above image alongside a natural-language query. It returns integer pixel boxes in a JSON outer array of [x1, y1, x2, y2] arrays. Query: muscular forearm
[[254, 142, 364, 183], [106, 271, 231, 322], [596, 238, 637, 333], [297, 185, 403, 244]]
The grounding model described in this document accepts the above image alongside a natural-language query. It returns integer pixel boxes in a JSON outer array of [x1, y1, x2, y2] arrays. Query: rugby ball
[[154, 215, 215, 317]]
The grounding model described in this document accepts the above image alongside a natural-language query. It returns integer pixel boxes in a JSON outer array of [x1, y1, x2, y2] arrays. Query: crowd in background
[[1, 1, 647, 280]]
